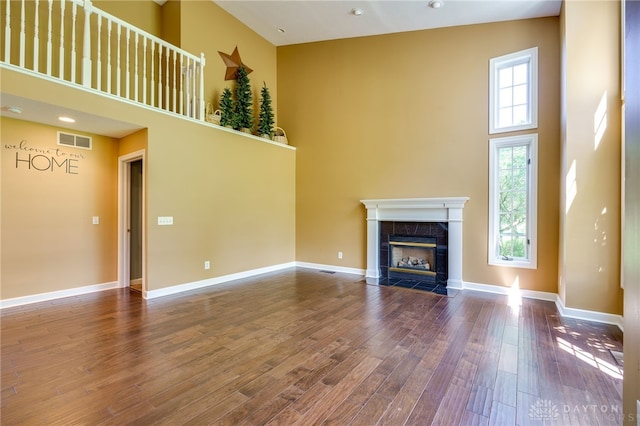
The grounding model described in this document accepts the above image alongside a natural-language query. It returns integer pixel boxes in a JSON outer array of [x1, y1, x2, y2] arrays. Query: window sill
[[489, 258, 537, 269], [489, 122, 538, 135]]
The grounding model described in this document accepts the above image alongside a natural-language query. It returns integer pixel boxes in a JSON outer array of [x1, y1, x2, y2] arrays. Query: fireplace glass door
[[388, 235, 437, 280]]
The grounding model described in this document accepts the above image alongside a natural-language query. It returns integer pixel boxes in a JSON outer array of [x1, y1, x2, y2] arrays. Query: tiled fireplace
[[381, 222, 448, 287], [360, 198, 469, 289]]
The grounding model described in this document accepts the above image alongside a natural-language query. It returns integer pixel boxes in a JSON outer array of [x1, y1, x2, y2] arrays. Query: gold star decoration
[[218, 46, 253, 81]]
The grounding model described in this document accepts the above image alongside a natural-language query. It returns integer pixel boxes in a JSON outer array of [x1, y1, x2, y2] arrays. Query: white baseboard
[[554, 297, 624, 331], [295, 262, 365, 276], [0, 281, 119, 309], [462, 281, 557, 301], [292, 268, 623, 331], [144, 262, 297, 299], [447, 279, 463, 290], [0, 266, 624, 332], [463, 280, 623, 331]]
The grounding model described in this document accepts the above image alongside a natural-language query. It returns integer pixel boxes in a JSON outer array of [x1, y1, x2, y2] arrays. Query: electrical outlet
[[92, 216, 99, 225], [338, 251, 343, 259], [204, 261, 210, 270]]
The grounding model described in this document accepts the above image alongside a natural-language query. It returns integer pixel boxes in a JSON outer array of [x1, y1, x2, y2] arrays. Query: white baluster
[[33, 0, 39, 72], [125, 27, 130, 99], [46, 0, 52, 75], [82, 0, 92, 87], [19, 0, 25, 67], [4, 0, 11, 62], [116, 24, 121, 96], [190, 58, 195, 117], [106, 18, 111, 94], [157, 44, 162, 109], [199, 52, 206, 120], [184, 57, 190, 116], [143, 37, 147, 105], [150, 41, 155, 107], [165, 47, 170, 111], [179, 53, 184, 115], [192, 58, 197, 118], [172, 51, 176, 112], [96, 15, 101, 90], [71, 1, 77, 83], [59, 0, 65, 78], [134, 32, 138, 101]]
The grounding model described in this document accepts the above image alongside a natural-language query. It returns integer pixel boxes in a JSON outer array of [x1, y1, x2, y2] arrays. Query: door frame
[[118, 150, 146, 295]]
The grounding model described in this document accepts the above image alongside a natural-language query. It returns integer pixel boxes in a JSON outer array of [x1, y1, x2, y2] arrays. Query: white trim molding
[[489, 46, 538, 134], [0, 281, 119, 309], [295, 262, 366, 276], [360, 197, 469, 288], [488, 134, 538, 269], [0, 265, 623, 332], [555, 297, 624, 331], [463, 280, 623, 331], [463, 280, 556, 302], [118, 150, 146, 293], [144, 262, 297, 299]]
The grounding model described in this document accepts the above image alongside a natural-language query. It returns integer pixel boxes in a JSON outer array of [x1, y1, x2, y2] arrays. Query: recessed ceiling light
[[58, 116, 75, 123], [7, 106, 23, 114], [351, 8, 364, 16], [428, 0, 443, 8]]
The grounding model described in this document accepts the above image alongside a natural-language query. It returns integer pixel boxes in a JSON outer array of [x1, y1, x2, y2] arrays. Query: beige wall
[[178, 0, 278, 127], [0, 68, 295, 298], [561, 1, 623, 315], [119, 128, 148, 156], [145, 118, 295, 289], [161, 0, 181, 46], [1, 117, 119, 299], [279, 18, 562, 294], [93, 0, 163, 38], [0, 1, 625, 320], [0, 0, 292, 300]]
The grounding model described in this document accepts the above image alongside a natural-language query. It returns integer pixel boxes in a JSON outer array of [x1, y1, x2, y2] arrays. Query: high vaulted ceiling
[[213, 0, 563, 46]]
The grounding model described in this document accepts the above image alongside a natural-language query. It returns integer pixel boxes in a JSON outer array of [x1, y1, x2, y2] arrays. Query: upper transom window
[[489, 47, 538, 134]]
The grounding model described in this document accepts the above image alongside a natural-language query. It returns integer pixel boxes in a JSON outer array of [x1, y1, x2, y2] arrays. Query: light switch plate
[[92, 216, 99, 225], [158, 216, 173, 225]]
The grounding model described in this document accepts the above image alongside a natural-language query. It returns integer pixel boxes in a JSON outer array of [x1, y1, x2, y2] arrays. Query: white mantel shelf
[[361, 197, 469, 289]]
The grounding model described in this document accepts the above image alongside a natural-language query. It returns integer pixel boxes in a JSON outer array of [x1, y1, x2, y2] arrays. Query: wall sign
[[4, 140, 86, 175]]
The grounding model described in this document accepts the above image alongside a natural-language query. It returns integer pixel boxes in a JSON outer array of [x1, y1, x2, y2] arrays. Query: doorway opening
[[118, 151, 146, 296]]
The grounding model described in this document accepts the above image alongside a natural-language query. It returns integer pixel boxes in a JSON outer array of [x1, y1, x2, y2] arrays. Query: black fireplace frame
[[379, 221, 448, 286]]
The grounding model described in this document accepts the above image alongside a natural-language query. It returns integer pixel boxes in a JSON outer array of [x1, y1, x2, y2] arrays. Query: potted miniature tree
[[257, 82, 275, 139], [219, 87, 234, 128], [234, 65, 253, 133]]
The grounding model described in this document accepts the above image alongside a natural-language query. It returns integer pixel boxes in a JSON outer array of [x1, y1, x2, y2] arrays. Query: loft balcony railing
[[1, 0, 206, 121]]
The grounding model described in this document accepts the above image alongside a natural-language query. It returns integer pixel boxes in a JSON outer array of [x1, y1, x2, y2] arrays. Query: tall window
[[489, 47, 538, 134], [489, 134, 538, 268]]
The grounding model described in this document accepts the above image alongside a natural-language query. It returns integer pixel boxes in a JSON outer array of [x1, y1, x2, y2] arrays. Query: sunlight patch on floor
[[556, 336, 622, 379]]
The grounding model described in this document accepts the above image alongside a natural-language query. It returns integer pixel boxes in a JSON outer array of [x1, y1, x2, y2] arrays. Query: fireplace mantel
[[361, 197, 469, 289]]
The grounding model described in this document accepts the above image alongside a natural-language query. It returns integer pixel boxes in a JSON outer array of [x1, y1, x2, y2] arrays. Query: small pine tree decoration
[[257, 82, 275, 139], [219, 87, 234, 127], [234, 65, 253, 132]]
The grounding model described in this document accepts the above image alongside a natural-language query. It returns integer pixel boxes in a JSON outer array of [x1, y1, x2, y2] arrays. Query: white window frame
[[489, 47, 538, 134], [488, 134, 538, 269]]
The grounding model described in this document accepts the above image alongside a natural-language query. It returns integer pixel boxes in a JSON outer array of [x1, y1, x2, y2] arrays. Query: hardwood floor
[[1, 269, 623, 425]]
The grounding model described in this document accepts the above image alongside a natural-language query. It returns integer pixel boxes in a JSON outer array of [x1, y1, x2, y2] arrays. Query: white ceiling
[[213, 0, 563, 46]]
